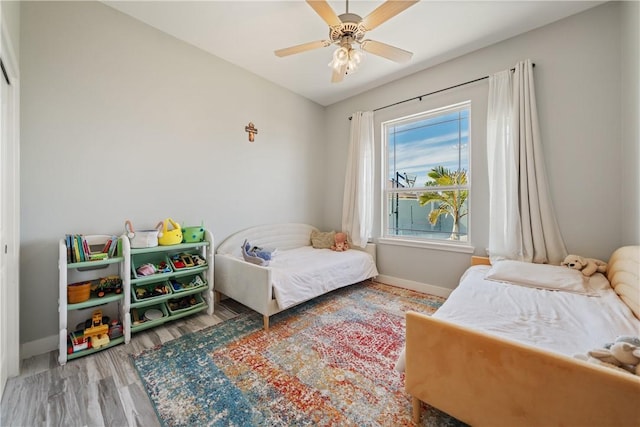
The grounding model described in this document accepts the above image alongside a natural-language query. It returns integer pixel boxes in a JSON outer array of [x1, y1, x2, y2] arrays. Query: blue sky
[[386, 109, 469, 187]]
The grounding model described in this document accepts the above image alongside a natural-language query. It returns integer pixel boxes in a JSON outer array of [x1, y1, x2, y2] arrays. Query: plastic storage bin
[[168, 274, 207, 293], [131, 253, 173, 279], [166, 293, 205, 315], [131, 281, 172, 302], [168, 251, 207, 271], [131, 303, 169, 331]]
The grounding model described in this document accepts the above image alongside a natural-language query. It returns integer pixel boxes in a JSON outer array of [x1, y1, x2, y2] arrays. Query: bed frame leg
[[263, 315, 269, 331], [412, 396, 421, 423]]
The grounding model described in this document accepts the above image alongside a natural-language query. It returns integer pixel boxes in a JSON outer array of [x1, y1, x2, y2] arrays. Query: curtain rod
[[348, 63, 534, 120]]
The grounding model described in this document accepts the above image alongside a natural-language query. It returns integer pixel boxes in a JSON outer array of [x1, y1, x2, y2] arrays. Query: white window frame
[[379, 101, 473, 253]]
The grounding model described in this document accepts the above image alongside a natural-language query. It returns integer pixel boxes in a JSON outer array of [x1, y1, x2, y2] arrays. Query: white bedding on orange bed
[[396, 264, 640, 371], [434, 265, 640, 355]]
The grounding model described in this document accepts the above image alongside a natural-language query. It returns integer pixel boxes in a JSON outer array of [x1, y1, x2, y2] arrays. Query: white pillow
[[485, 260, 598, 295]]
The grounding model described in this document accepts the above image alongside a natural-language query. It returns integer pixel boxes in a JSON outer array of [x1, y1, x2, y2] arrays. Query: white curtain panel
[[487, 60, 567, 264], [342, 111, 374, 248]]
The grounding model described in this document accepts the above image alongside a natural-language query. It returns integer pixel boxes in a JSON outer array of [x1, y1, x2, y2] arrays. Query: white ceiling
[[104, 1, 602, 106]]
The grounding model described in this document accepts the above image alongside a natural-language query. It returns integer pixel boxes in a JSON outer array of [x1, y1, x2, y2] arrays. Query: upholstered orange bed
[[405, 246, 640, 426]]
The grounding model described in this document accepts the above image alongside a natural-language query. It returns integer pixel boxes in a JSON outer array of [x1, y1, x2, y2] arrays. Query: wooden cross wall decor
[[245, 122, 258, 142]]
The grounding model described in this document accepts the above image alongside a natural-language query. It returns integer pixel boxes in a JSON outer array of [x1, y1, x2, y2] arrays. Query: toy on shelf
[[136, 261, 171, 276], [92, 275, 123, 298], [108, 319, 123, 339], [83, 309, 110, 349], [135, 283, 170, 300], [67, 330, 91, 354], [168, 295, 199, 312], [170, 275, 205, 292], [170, 253, 207, 270]]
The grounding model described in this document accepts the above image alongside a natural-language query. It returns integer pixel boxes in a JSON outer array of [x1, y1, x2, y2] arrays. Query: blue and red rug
[[132, 281, 467, 426]]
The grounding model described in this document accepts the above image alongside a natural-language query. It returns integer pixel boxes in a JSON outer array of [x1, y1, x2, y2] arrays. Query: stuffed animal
[[604, 336, 640, 349], [241, 239, 275, 266], [561, 254, 607, 276], [331, 232, 349, 252], [586, 336, 640, 376]]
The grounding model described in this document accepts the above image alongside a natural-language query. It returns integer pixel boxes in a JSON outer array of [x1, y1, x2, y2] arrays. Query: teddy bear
[[561, 254, 607, 276], [583, 336, 640, 376], [331, 232, 349, 252]]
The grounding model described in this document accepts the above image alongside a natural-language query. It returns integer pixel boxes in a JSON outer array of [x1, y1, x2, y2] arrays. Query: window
[[382, 102, 470, 242]]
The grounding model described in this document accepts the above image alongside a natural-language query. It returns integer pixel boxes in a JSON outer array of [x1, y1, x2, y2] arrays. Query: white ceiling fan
[[275, 0, 419, 83]]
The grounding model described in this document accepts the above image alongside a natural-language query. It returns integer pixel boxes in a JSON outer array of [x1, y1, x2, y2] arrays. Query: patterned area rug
[[132, 281, 467, 426]]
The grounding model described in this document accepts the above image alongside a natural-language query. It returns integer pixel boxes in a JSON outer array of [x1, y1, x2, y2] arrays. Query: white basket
[[125, 220, 161, 248]]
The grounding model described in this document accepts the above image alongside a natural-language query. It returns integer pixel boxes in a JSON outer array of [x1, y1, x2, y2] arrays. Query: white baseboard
[[374, 274, 453, 299], [21, 334, 58, 359]]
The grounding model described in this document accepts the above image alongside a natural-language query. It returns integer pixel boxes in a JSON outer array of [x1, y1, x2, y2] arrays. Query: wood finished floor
[[1, 300, 247, 427]]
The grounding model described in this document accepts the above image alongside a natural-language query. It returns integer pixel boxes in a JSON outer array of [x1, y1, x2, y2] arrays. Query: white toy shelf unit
[[58, 230, 214, 365]]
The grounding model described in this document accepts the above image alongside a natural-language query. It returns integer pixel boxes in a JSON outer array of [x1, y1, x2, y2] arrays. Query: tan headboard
[[607, 245, 640, 319]]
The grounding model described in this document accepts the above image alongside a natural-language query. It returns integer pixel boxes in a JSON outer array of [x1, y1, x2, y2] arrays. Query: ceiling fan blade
[[275, 40, 330, 57], [361, 0, 419, 31], [331, 63, 347, 83], [306, 0, 342, 27], [361, 39, 413, 63]]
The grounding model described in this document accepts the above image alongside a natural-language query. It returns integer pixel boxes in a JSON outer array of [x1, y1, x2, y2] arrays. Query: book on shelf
[[65, 235, 73, 263], [88, 252, 108, 261], [102, 238, 112, 254], [65, 234, 120, 263], [109, 236, 121, 257], [73, 235, 82, 262], [82, 237, 91, 262], [78, 235, 86, 262], [102, 235, 119, 257]]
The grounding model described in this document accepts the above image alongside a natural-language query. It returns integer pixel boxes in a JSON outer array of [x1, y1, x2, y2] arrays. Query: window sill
[[376, 237, 475, 254]]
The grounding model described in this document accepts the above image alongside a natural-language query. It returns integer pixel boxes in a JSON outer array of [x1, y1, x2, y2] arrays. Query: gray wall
[[325, 2, 638, 290], [19, 1, 326, 344]]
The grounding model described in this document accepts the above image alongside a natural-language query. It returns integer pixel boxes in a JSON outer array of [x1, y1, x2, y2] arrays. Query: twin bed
[[403, 246, 640, 426], [214, 223, 378, 330]]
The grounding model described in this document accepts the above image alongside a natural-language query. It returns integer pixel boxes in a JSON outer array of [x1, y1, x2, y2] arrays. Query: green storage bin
[[131, 281, 172, 302], [168, 251, 207, 271], [131, 303, 168, 329], [168, 274, 207, 293], [166, 293, 204, 315], [131, 253, 173, 279]]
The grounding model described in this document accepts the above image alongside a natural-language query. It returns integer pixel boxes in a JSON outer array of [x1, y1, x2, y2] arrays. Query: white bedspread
[[396, 265, 640, 372], [436, 265, 640, 355], [269, 246, 378, 309]]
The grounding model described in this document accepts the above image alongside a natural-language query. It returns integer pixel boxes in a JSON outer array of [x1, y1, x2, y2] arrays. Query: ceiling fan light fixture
[[329, 45, 364, 74]]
